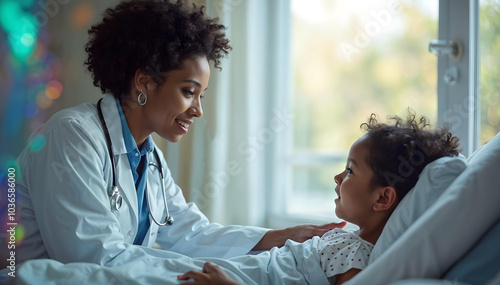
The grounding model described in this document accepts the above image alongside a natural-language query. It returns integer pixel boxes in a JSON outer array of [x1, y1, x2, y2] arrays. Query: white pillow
[[467, 144, 486, 164], [369, 154, 467, 263]]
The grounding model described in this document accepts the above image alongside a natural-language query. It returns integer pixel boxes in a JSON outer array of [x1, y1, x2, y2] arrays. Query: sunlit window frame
[[268, 0, 481, 229]]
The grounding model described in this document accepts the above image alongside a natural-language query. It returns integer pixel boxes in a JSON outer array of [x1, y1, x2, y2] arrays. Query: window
[[269, 0, 499, 228], [270, 0, 439, 226]]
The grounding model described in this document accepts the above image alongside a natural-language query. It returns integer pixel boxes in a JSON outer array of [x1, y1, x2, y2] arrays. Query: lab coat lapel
[[115, 153, 139, 235], [100, 95, 139, 235], [143, 153, 164, 246]]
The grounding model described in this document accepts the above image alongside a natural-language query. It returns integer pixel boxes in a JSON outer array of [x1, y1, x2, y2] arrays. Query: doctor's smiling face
[[129, 55, 210, 145]]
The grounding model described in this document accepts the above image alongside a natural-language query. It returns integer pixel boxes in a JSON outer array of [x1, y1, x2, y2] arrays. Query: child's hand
[[177, 262, 244, 285]]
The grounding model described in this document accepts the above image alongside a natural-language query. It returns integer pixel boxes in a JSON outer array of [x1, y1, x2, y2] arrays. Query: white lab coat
[[14, 94, 268, 266]]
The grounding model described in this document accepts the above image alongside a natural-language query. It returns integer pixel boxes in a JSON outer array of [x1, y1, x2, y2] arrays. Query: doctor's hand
[[177, 262, 244, 285], [251, 221, 346, 251]]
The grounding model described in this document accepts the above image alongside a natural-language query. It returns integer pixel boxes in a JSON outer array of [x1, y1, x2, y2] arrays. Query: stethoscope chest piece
[[109, 185, 123, 211], [166, 215, 174, 225]]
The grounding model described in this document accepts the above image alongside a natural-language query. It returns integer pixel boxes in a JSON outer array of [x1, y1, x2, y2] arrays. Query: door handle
[[429, 40, 463, 61]]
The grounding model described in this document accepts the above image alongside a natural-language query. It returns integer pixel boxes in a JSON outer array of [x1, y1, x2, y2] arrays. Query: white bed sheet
[[3, 237, 329, 285]]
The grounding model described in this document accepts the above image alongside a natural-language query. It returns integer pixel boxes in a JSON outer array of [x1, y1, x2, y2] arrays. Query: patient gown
[[318, 228, 374, 284]]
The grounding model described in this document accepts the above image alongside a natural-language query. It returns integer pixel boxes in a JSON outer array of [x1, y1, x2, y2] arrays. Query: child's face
[[334, 137, 379, 226]]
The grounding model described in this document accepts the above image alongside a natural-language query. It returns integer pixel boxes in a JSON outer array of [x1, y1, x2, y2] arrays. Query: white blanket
[[3, 238, 329, 285]]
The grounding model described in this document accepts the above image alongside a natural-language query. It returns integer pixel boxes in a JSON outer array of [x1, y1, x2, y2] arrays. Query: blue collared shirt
[[116, 99, 154, 245]]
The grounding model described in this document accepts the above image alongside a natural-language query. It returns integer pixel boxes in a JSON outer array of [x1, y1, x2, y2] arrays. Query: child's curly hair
[[361, 112, 460, 202], [84, 0, 231, 100]]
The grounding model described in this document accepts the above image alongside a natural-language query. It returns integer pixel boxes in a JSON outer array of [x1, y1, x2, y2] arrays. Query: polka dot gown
[[318, 228, 374, 279]]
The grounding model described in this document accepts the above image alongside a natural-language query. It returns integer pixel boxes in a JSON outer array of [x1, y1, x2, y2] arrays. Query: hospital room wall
[[46, 1, 121, 112]]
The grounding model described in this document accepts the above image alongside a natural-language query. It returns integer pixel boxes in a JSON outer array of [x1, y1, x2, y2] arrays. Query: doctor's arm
[[251, 221, 347, 251], [153, 151, 346, 257], [154, 154, 269, 259]]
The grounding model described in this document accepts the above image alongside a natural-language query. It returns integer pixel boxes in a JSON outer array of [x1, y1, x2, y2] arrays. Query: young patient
[[179, 113, 461, 285]]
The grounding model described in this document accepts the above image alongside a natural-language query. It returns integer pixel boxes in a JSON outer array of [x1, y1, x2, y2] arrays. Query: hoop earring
[[137, 90, 147, 106]]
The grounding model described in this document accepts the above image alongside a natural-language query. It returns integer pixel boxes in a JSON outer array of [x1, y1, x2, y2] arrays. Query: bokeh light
[[17, 0, 35, 8], [20, 32, 36, 47], [28, 134, 46, 152], [71, 1, 95, 30], [36, 91, 54, 109], [0, 155, 21, 182], [0, 1, 39, 61], [15, 224, 25, 245], [47, 79, 63, 93], [0, 1, 20, 34], [45, 80, 63, 99], [1, 0, 62, 160], [45, 86, 61, 99], [24, 102, 39, 118]]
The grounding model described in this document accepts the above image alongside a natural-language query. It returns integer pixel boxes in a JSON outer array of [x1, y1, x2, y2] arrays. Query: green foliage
[[480, 0, 500, 144], [292, 2, 437, 153]]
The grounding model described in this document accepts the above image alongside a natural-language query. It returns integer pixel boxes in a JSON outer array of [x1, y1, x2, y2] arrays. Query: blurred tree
[[479, 0, 500, 144]]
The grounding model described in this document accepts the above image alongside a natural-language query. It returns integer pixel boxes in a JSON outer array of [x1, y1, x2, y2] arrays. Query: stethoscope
[[97, 99, 174, 226]]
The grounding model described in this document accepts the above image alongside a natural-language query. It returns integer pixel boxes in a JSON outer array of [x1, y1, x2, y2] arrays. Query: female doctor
[[14, 0, 343, 268]]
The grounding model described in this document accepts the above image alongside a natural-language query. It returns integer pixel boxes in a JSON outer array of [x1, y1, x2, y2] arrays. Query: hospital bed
[[2, 132, 500, 285]]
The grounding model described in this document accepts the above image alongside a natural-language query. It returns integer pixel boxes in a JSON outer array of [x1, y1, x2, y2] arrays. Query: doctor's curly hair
[[360, 111, 461, 202], [84, 0, 231, 100]]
